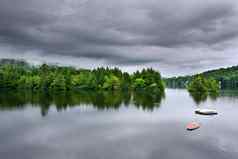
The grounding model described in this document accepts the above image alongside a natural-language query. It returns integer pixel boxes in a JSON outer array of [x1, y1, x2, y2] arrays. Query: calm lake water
[[0, 89, 238, 159]]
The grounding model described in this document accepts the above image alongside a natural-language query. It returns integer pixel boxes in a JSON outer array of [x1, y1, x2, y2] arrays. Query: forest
[[165, 65, 238, 89], [0, 59, 165, 94]]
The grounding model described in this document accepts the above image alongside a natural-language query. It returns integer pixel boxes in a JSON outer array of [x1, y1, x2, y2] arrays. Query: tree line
[[0, 59, 165, 94], [165, 65, 238, 89]]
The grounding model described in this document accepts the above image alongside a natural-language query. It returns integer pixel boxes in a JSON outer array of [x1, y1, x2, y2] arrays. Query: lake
[[0, 89, 238, 159]]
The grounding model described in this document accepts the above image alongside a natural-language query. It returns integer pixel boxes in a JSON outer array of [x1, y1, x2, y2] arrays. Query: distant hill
[[0, 58, 29, 66], [165, 66, 238, 89], [0, 58, 31, 70]]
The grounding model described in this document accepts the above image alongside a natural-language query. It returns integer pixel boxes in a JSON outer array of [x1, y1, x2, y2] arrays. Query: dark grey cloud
[[0, 0, 238, 76]]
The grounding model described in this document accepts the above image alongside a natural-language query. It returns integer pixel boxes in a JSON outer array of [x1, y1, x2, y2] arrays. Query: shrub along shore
[[187, 75, 220, 95]]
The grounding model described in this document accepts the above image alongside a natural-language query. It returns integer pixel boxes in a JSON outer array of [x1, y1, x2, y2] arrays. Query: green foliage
[[187, 76, 220, 105], [206, 78, 220, 93], [0, 59, 165, 94], [187, 75, 220, 94], [121, 72, 131, 90], [50, 74, 67, 91], [165, 65, 238, 89], [71, 75, 81, 87], [72, 72, 96, 90], [103, 75, 120, 90], [18, 75, 41, 90], [132, 68, 164, 94], [133, 78, 145, 89], [0, 64, 28, 89], [187, 76, 209, 93], [40, 73, 55, 91]]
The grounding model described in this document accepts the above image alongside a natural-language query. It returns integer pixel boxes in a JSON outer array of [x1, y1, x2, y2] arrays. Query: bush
[[187, 75, 219, 94]]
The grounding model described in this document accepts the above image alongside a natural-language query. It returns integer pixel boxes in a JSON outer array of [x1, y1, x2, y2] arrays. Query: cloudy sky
[[0, 0, 238, 76]]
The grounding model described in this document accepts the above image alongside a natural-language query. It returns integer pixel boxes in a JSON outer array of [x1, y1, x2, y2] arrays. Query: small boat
[[195, 109, 218, 115], [186, 122, 200, 131]]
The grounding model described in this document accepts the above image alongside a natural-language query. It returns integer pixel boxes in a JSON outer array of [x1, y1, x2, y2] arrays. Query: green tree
[[121, 72, 131, 90], [132, 68, 164, 93], [206, 78, 220, 93], [103, 75, 121, 90], [0, 65, 20, 89], [72, 72, 96, 90], [0, 59, 165, 94], [71, 75, 81, 87], [133, 78, 145, 89], [187, 75, 220, 95], [50, 74, 66, 91], [18, 75, 40, 90], [187, 76, 208, 94]]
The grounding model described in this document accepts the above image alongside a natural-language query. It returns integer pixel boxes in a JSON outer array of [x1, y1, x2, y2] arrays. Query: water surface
[[0, 89, 238, 159]]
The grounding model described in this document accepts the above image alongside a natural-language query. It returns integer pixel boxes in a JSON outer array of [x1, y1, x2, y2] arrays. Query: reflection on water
[[1, 89, 238, 159], [189, 91, 219, 105], [220, 89, 238, 97], [0, 90, 164, 116], [189, 90, 238, 105], [189, 92, 208, 105]]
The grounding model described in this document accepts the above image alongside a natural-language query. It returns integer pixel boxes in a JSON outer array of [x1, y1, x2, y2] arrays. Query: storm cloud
[[0, 0, 238, 76]]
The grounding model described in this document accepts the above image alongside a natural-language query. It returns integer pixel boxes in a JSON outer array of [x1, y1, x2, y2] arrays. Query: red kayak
[[186, 122, 200, 131]]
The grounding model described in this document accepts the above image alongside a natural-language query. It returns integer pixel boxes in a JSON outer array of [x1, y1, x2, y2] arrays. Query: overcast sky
[[0, 0, 238, 76]]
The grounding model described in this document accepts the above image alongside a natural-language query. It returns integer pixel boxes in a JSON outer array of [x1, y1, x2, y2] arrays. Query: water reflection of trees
[[220, 90, 238, 97], [189, 91, 219, 105], [0, 90, 164, 116], [133, 91, 164, 111]]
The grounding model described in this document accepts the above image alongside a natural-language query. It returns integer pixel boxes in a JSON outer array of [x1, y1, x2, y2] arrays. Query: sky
[[0, 0, 238, 77]]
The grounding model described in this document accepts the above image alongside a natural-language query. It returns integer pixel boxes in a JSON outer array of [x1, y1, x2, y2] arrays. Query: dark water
[[0, 89, 238, 159]]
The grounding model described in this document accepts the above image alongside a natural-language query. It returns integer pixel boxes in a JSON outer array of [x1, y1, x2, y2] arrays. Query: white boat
[[195, 108, 218, 115]]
